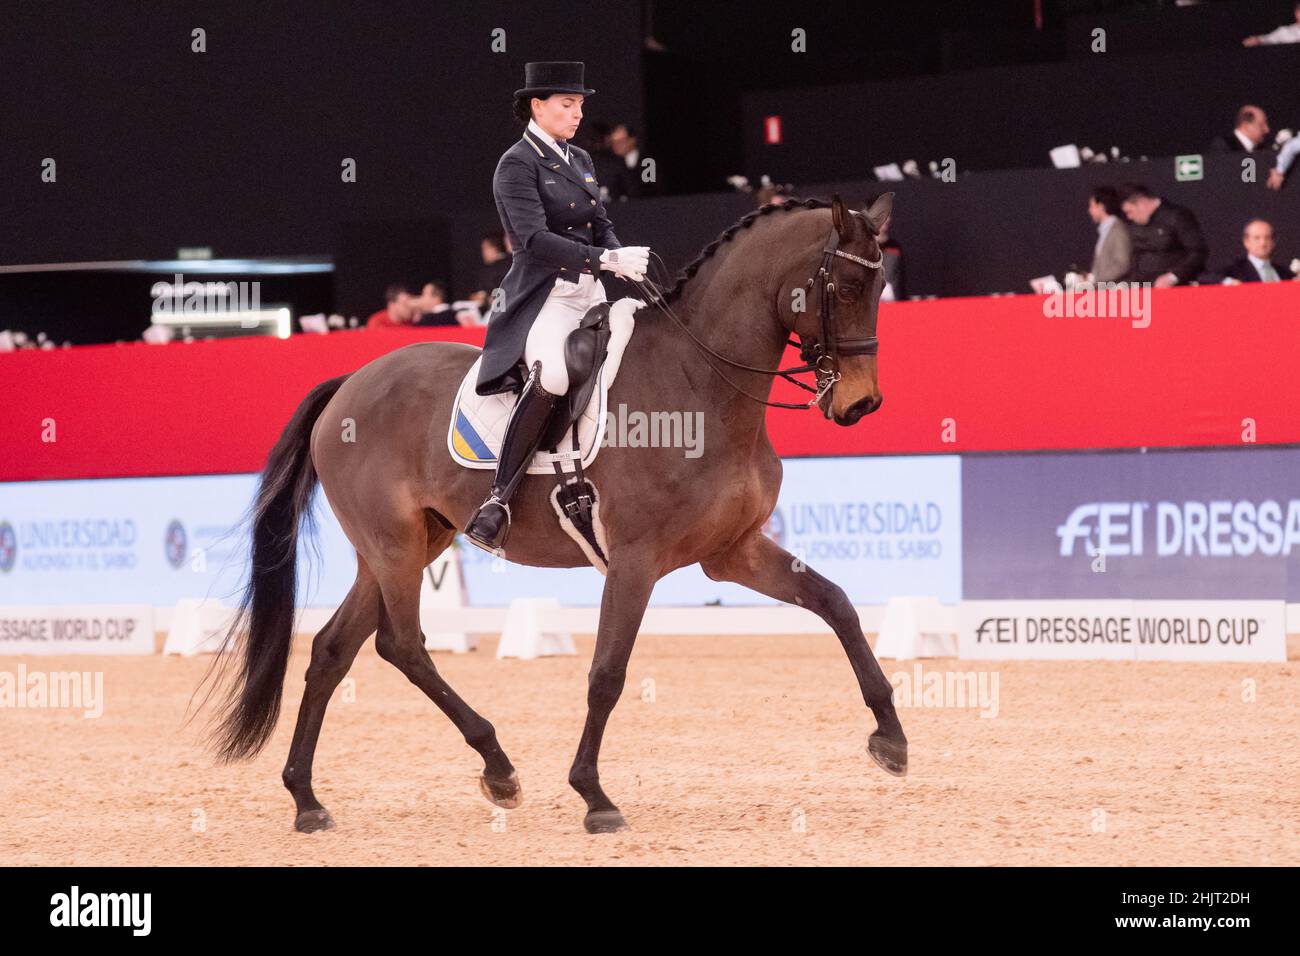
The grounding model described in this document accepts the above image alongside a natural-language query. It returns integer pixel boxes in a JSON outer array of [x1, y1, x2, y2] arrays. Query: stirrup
[[477, 496, 510, 521], [465, 497, 512, 549]]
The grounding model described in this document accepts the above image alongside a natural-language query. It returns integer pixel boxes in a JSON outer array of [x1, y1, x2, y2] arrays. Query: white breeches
[[524, 273, 607, 394]]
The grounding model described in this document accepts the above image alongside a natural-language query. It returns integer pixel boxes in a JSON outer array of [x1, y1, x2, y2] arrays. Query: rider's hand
[[600, 246, 650, 282]]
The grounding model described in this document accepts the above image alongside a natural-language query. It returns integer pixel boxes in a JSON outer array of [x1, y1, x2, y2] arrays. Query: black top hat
[[514, 61, 596, 99]]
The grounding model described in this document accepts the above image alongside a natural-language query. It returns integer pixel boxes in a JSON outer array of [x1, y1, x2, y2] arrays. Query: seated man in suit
[[1119, 183, 1208, 288], [1210, 105, 1271, 153], [601, 124, 655, 200], [1221, 219, 1292, 283], [414, 281, 484, 327], [1086, 186, 1131, 284]]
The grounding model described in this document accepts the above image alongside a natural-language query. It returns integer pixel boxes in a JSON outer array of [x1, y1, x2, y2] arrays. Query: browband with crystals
[[832, 248, 883, 269]]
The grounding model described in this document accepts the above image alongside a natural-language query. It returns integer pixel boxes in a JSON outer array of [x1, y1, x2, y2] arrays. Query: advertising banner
[[461, 454, 963, 606], [963, 448, 1300, 601], [0, 475, 356, 608]]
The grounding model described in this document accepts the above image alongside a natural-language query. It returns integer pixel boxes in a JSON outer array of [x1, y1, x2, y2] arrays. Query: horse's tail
[[204, 373, 351, 763]]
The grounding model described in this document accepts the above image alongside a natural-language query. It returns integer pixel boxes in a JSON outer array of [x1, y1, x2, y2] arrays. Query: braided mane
[[660, 197, 833, 304]]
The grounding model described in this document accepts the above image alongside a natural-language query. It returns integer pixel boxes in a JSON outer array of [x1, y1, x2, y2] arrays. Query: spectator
[[602, 123, 653, 200], [414, 281, 455, 326], [1267, 136, 1300, 190], [366, 284, 416, 328], [755, 182, 792, 207], [877, 215, 904, 301], [1118, 183, 1207, 288], [1087, 186, 1132, 284], [471, 231, 512, 309], [414, 281, 485, 328], [1243, 3, 1300, 46], [586, 119, 619, 197], [1209, 105, 1270, 153], [1221, 219, 1292, 283]]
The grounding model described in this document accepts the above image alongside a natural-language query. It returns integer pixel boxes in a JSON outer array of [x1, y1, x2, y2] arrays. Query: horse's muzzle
[[835, 394, 882, 426]]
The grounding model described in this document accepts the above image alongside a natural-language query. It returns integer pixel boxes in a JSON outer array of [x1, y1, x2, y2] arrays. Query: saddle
[[540, 302, 613, 452]]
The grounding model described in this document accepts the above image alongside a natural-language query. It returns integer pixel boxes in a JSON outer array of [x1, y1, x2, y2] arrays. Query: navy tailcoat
[[475, 129, 623, 396]]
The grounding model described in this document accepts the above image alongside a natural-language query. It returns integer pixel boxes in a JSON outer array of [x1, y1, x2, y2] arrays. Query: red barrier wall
[[2, 283, 1296, 481]]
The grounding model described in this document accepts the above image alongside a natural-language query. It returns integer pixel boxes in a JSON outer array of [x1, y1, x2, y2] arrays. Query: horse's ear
[[831, 193, 852, 241], [862, 192, 894, 235]]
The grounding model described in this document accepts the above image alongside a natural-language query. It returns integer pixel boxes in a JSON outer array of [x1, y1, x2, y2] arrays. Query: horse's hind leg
[[702, 531, 907, 776], [283, 559, 381, 832], [371, 525, 520, 809]]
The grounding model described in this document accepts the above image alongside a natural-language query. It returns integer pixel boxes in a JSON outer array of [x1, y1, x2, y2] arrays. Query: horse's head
[[784, 193, 893, 426]]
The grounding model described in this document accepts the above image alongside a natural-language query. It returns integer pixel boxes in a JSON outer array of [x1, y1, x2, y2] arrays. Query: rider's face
[[533, 94, 583, 141]]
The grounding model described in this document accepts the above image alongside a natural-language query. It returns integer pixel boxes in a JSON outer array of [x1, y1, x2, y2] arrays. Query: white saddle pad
[[448, 297, 638, 475]]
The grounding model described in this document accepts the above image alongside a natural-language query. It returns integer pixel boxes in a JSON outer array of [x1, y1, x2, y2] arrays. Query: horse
[[204, 193, 907, 834]]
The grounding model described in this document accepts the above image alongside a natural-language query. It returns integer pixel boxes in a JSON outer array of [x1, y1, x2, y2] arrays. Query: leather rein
[[630, 215, 883, 413]]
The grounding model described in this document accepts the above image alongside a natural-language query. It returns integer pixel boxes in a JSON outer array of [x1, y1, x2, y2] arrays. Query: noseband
[[632, 212, 883, 413]]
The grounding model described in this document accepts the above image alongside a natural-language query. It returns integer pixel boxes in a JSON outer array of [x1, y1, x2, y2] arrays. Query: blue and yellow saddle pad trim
[[452, 410, 497, 464]]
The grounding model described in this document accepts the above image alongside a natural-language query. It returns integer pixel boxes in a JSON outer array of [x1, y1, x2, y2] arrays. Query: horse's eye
[[837, 283, 861, 300]]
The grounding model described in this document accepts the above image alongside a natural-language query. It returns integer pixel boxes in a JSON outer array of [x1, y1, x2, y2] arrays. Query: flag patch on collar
[[584, 173, 595, 182]]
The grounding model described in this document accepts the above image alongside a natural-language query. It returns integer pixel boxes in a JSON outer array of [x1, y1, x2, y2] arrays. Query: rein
[[629, 219, 882, 413]]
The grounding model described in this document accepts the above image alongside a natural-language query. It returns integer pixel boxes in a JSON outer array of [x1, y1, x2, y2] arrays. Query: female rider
[[464, 61, 650, 550]]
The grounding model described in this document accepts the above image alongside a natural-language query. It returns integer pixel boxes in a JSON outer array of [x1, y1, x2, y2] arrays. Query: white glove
[[600, 246, 650, 282]]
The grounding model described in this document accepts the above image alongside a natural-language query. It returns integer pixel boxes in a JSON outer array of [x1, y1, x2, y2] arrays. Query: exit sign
[[1175, 154, 1203, 181], [764, 115, 782, 145]]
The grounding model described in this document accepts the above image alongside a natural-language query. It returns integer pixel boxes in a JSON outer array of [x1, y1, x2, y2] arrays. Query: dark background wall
[[0, 0, 645, 267], [741, 42, 1300, 184], [1064, 0, 1296, 58], [4, 0, 1300, 338]]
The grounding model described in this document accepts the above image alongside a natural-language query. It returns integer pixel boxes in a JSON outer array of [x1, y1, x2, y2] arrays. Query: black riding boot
[[464, 362, 562, 550]]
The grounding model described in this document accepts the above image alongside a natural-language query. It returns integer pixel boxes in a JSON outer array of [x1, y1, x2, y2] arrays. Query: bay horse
[[205, 193, 907, 834]]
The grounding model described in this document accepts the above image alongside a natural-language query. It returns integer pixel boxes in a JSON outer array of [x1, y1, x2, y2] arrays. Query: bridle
[[632, 211, 883, 415]]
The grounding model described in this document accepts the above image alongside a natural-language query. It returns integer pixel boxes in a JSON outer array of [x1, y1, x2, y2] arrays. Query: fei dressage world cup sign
[[959, 599, 1287, 662]]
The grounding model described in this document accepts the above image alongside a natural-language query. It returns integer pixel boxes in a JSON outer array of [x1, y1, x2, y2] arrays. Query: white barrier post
[[874, 596, 958, 659], [163, 598, 233, 656], [421, 546, 475, 653], [495, 597, 577, 660]]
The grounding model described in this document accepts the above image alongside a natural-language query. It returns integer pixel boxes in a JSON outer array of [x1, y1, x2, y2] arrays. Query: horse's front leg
[[568, 553, 657, 833], [702, 531, 907, 775]]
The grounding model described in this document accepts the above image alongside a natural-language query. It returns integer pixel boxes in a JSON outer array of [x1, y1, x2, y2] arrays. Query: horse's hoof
[[479, 771, 523, 809], [868, 733, 908, 777], [584, 809, 629, 834], [295, 808, 335, 833]]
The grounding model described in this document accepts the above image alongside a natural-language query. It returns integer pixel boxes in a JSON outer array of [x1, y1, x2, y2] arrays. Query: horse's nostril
[[844, 395, 881, 422]]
